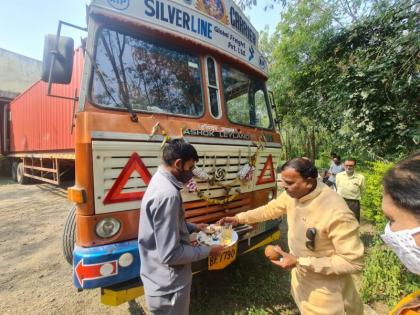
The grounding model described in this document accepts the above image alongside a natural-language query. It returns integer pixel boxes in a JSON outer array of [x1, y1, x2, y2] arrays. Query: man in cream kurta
[[222, 158, 364, 315]]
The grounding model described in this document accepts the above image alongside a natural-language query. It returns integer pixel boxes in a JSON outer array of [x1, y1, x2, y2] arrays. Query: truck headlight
[[96, 218, 121, 238], [268, 190, 274, 201]]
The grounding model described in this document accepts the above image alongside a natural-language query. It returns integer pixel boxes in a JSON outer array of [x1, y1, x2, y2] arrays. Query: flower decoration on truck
[[149, 122, 172, 148], [148, 122, 270, 205], [237, 163, 254, 182], [186, 136, 267, 205], [186, 162, 240, 205]]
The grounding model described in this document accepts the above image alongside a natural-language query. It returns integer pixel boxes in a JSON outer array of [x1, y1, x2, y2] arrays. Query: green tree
[[264, 0, 419, 159], [287, 0, 419, 158]]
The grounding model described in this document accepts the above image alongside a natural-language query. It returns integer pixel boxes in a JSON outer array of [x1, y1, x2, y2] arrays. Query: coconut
[[264, 245, 281, 260]]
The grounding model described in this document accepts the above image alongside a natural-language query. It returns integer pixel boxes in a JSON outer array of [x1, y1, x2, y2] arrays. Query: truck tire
[[62, 206, 76, 265], [16, 162, 29, 184], [11, 161, 18, 182]]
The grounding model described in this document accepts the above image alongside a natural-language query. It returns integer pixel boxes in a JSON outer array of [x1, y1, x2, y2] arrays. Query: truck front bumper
[[73, 223, 281, 290], [73, 240, 140, 289]]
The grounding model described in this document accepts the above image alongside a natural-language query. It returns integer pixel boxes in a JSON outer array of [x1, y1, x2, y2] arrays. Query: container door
[[0, 103, 9, 155]]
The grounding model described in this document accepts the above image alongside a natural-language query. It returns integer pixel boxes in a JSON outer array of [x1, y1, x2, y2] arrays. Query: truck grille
[[184, 194, 251, 223], [92, 140, 279, 214]]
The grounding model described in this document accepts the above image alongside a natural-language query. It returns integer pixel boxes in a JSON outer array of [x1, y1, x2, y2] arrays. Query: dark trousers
[[344, 198, 360, 222]]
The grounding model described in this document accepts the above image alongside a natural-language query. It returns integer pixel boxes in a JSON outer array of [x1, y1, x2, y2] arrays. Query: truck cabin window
[[206, 57, 221, 118], [91, 28, 204, 117], [222, 65, 272, 129]]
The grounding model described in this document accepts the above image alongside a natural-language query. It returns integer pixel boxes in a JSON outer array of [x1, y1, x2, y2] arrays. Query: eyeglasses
[[306, 227, 316, 251]]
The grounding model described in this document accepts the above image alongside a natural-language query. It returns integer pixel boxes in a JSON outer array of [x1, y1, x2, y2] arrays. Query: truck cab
[[43, 0, 282, 304]]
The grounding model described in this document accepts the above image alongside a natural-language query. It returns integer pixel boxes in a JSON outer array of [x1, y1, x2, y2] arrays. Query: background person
[[138, 139, 224, 315], [323, 152, 337, 183], [381, 153, 420, 315], [326, 155, 344, 190], [336, 158, 366, 222], [219, 158, 364, 315]]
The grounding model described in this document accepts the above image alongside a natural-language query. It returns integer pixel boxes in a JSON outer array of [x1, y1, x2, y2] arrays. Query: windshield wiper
[[101, 33, 139, 123], [84, 49, 138, 122]]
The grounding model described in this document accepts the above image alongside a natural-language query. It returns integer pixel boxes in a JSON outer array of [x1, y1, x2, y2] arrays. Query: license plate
[[208, 243, 237, 270]]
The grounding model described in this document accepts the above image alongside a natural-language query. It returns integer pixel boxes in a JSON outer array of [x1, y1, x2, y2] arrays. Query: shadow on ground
[[190, 221, 298, 315], [36, 180, 73, 198], [0, 176, 15, 185], [190, 248, 298, 315], [0, 175, 74, 199], [359, 219, 376, 248], [128, 300, 146, 315]]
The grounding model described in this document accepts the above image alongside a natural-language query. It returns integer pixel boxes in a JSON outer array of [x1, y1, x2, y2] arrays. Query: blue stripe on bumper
[[73, 240, 140, 289]]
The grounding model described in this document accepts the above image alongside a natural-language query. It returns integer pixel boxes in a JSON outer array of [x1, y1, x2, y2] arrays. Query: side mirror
[[41, 34, 74, 84]]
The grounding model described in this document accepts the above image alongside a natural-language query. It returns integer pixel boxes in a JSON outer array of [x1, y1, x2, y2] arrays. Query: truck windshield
[[222, 65, 272, 129], [91, 28, 204, 117]]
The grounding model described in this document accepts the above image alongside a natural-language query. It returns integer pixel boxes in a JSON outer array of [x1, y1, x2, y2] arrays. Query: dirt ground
[[0, 178, 149, 315], [0, 178, 382, 315]]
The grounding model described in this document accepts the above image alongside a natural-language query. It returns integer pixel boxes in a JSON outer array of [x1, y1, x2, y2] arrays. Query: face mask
[[176, 163, 194, 184], [381, 222, 420, 275]]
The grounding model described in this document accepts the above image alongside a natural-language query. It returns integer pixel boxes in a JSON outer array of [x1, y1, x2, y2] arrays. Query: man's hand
[[209, 245, 225, 257], [217, 216, 239, 226], [195, 223, 208, 232], [269, 246, 297, 269]]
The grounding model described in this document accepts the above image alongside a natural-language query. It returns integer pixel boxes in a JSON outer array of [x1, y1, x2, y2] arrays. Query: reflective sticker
[[256, 154, 275, 185], [103, 152, 152, 204]]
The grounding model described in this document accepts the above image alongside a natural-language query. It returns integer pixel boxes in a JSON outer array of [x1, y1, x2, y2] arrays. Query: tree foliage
[[264, 0, 419, 160]]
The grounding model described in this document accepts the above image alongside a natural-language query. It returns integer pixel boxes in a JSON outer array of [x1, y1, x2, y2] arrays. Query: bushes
[[360, 161, 420, 306], [361, 238, 420, 306], [360, 161, 393, 229]]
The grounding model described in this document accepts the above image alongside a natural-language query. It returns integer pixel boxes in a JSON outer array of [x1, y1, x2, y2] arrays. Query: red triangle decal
[[103, 152, 152, 205], [256, 154, 275, 185]]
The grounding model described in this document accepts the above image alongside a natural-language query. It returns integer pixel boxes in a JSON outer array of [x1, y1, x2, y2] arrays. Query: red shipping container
[[8, 48, 84, 153]]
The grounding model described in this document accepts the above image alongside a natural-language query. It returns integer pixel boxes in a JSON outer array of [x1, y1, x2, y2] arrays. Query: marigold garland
[[196, 188, 241, 205], [150, 127, 267, 206]]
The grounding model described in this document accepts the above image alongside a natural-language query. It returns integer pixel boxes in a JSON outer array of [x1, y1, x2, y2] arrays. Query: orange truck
[[38, 0, 282, 305]]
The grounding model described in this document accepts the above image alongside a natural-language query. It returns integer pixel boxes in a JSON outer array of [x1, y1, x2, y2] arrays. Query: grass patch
[[361, 237, 420, 307], [190, 248, 298, 315]]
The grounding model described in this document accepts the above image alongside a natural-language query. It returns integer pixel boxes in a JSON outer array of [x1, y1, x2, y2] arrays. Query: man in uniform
[[336, 158, 366, 222], [138, 139, 224, 315], [220, 157, 364, 315]]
